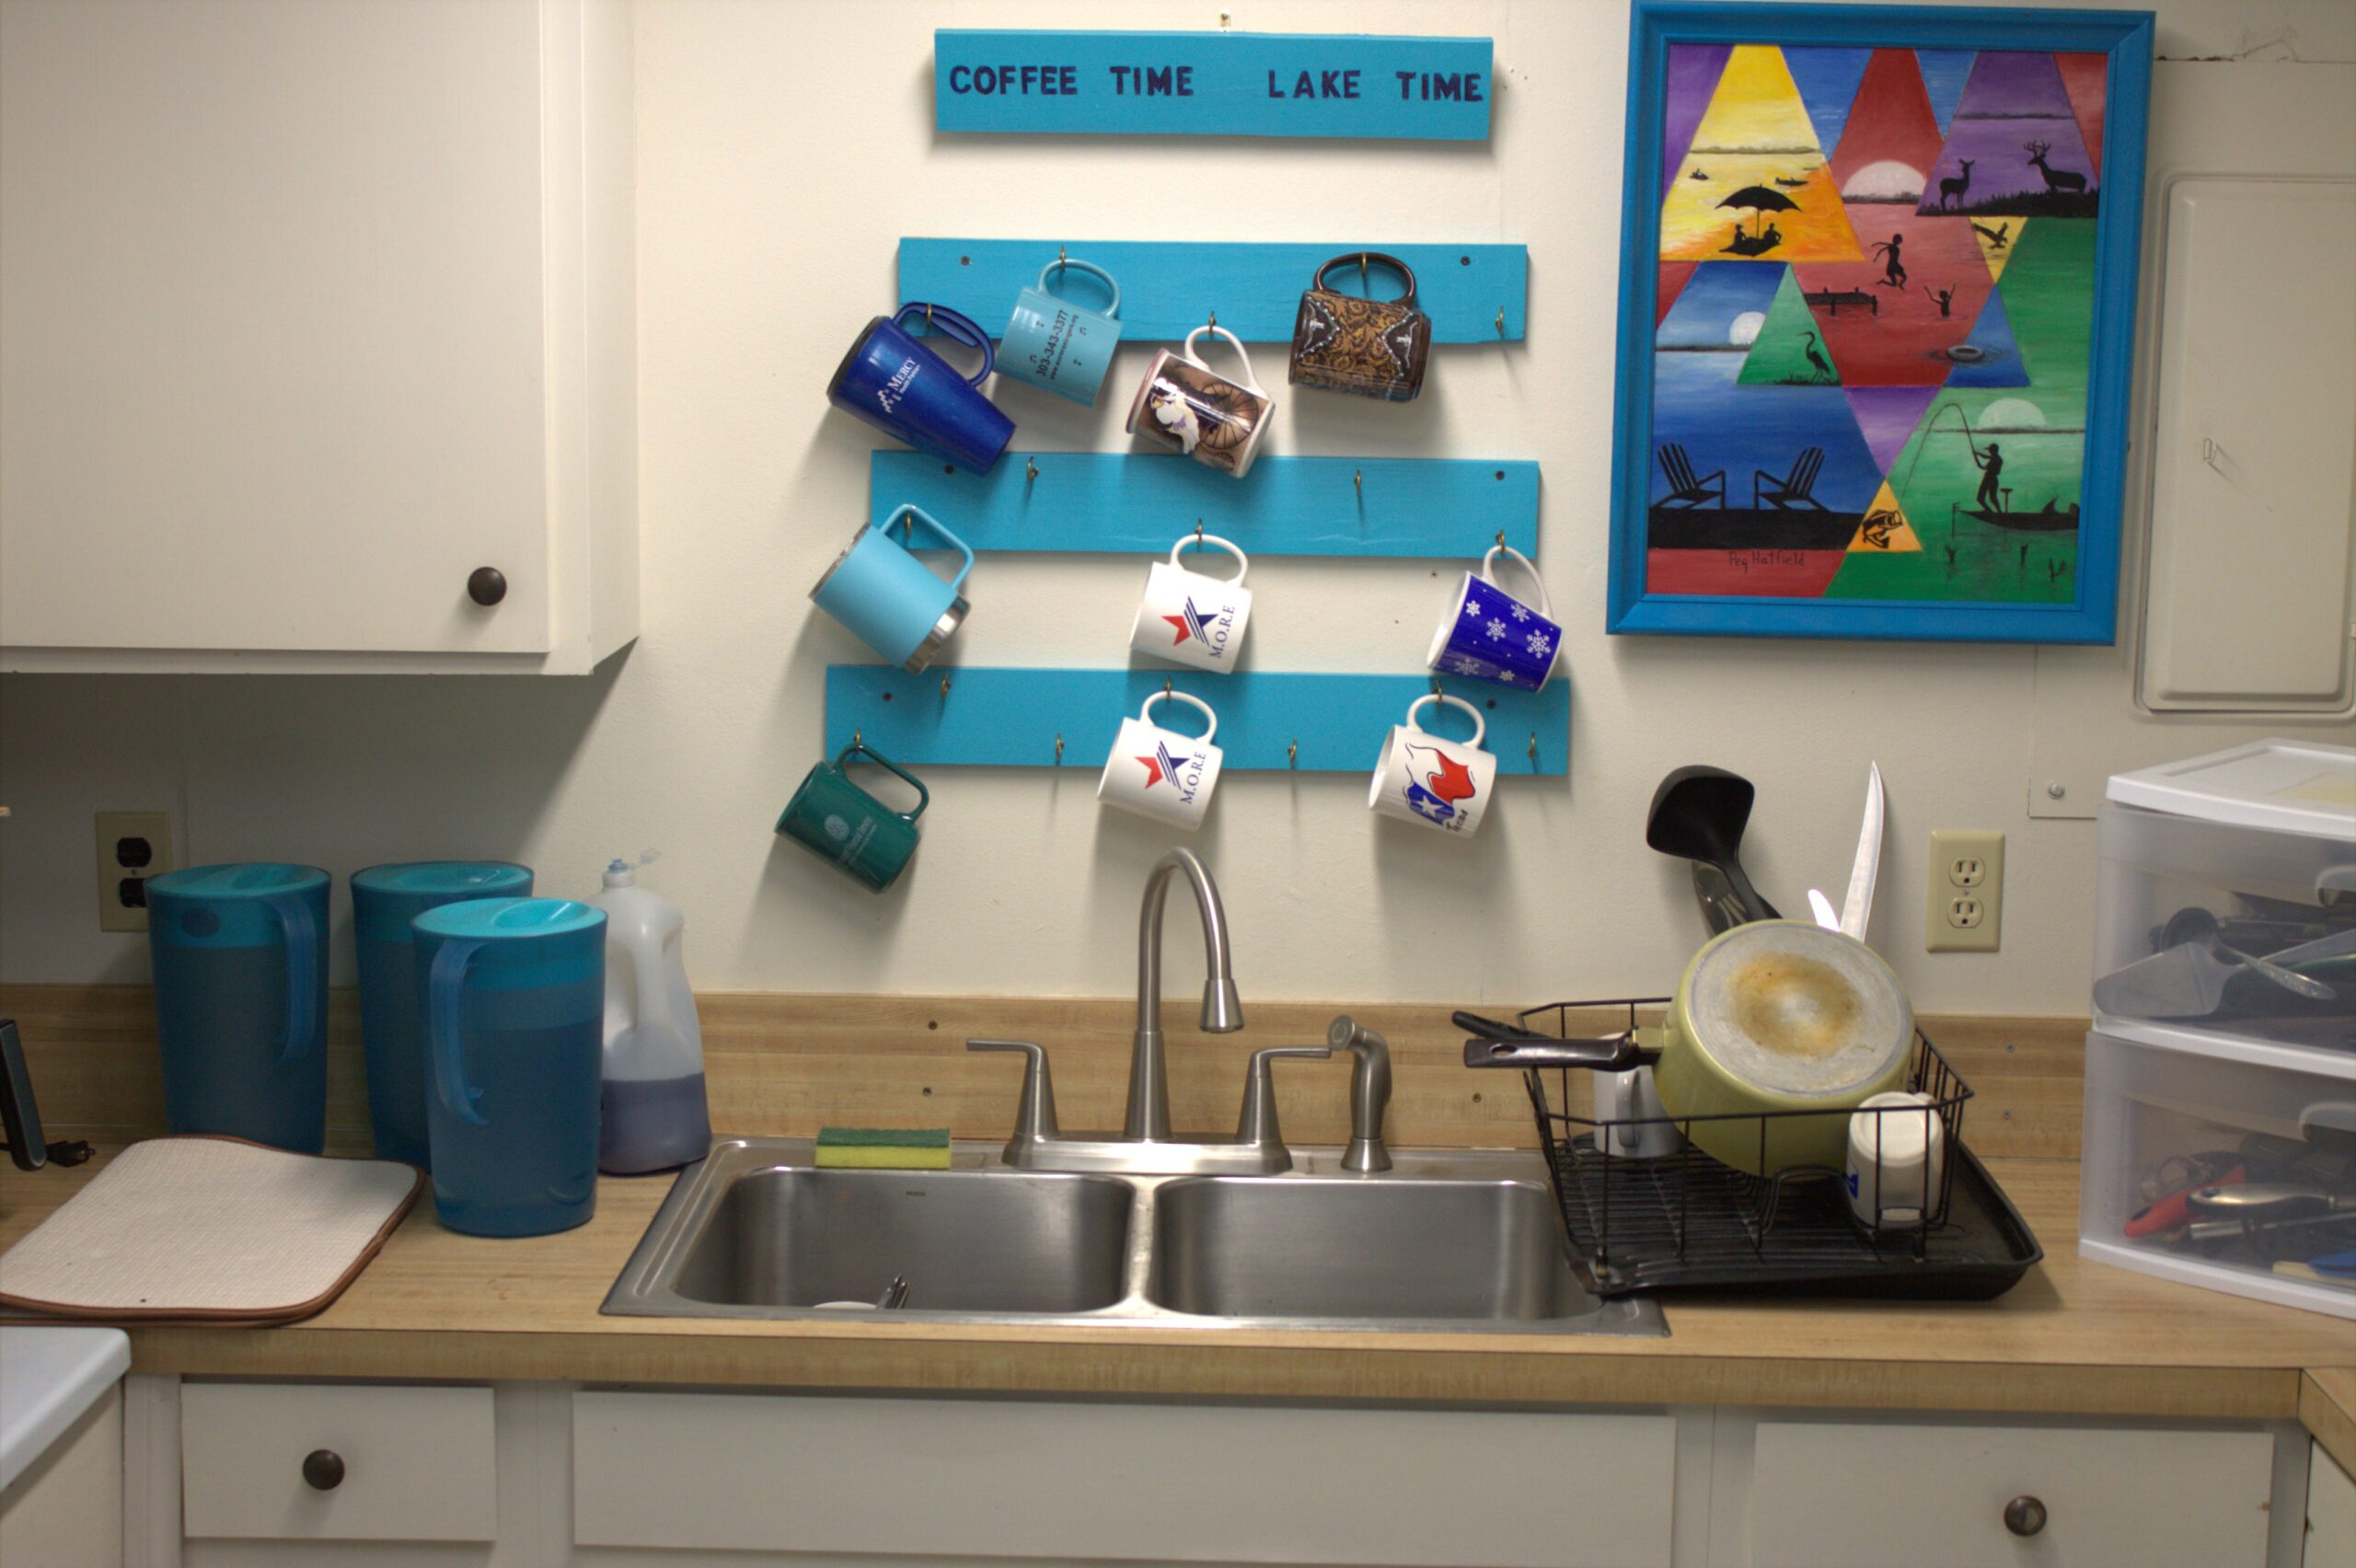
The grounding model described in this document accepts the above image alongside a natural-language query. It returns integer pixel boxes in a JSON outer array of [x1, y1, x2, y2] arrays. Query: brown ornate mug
[[1288, 252, 1431, 403]]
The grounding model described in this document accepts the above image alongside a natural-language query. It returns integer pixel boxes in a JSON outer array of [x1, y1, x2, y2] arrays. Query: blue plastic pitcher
[[145, 864, 331, 1153], [351, 861, 532, 1167], [414, 898, 606, 1238]]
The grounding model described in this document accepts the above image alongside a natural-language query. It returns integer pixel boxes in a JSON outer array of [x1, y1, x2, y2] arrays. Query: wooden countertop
[[6, 1153, 2351, 1428]]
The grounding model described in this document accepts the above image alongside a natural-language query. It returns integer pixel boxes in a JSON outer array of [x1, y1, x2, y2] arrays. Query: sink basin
[[1147, 1176, 1587, 1321], [605, 1139, 1662, 1336], [664, 1164, 1133, 1314]]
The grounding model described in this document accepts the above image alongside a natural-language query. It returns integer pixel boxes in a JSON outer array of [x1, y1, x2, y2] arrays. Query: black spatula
[[1646, 766, 1780, 924]]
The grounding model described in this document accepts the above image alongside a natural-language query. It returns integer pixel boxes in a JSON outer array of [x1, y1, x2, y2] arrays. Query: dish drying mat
[[0, 1136, 422, 1326]]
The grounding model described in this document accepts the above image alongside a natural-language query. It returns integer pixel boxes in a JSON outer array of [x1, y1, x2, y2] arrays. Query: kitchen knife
[[1807, 889, 1842, 931], [1840, 762, 1885, 943]]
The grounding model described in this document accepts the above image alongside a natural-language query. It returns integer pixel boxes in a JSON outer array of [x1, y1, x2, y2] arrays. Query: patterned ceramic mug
[[1288, 251, 1431, 402], [1130, 533, 1251, 673], [1126, 325, 1272, 479], [1426, 545, 1560, 690], [1369, 693, 1496, 837]]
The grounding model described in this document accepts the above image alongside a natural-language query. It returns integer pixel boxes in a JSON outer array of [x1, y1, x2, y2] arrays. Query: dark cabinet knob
[[466, 567, 507, 607], [302, 1448, 345, 1492], [2002, 1495, 2047, 1538]]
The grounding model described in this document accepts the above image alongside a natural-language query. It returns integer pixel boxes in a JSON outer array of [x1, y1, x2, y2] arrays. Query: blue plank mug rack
[[826, 666, 1569, 777], [870, 454, 1539, 559], [899, 240, 1528, 344], [934, 30, 1496, 142]]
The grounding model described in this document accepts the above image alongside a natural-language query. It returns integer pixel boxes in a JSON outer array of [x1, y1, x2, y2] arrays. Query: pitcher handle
[[1480, 543, 1553, 618], [895, 303, 995, 387], [428, 937, 491, 1127], [842, 741, 931, 823], [888, 503, 976, 593], [267, 894, 319, 1068]]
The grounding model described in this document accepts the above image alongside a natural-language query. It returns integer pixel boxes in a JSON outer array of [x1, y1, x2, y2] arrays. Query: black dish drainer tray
[[1496, 997, 2042, 1300]]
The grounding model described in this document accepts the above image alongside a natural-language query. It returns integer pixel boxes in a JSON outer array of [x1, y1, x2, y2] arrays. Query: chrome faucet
[[1125, 847, 1244, 1141], [1327, 1016, 1393, 1172]]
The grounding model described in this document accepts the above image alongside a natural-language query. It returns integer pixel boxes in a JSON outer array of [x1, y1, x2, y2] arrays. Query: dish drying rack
[[1493, 997, 2042, 1299]]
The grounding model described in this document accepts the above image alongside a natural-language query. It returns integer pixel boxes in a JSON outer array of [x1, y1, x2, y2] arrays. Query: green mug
[[776, 742, 930, 891]]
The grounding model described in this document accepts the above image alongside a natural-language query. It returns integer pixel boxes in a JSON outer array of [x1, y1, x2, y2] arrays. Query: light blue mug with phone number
[[1001, 258, 1123, 405]]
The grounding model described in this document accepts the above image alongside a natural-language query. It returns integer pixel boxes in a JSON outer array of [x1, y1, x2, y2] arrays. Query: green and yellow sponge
[[814, 1126, 952, 1170]]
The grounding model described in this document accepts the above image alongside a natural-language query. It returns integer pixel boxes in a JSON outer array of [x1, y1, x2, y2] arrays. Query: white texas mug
[[1130, 533, 1252, 673], [1099, 690, 1224, 831], [1369, 692, 1497, 836]]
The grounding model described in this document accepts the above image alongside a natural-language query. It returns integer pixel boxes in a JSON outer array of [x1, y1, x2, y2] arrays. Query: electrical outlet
[[1926, 830, 2004, 951], [97, 811, 174, 932]]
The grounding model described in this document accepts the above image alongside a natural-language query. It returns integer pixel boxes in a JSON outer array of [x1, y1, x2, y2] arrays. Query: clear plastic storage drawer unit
[[2094, 740, 2355, 1055], [2079, 1021, 2356, 1318]]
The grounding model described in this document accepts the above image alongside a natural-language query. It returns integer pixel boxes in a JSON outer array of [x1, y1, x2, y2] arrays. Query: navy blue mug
[[828, 304, 1014, 474], [1426, 545, 1562, 690]]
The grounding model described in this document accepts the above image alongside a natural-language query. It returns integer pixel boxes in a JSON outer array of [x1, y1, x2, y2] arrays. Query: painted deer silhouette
[[1935, 159, 1975, 212], [2025, 141, 2086, 195]]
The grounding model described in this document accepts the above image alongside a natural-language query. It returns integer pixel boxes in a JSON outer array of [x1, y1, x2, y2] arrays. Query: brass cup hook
[[1355, 468, 1363, 500], [1058, 243, 1068, 267], [1055, 733, 1064, 765], [1288, 740, 1299, 768], [1194, 518, 1204, 545], [925, 301, 934, 331], [1163, 676, 1172, 699], [1025, 456, 1040, 485], [854, 727, 861, 749], [941, 675, 951, 698], [1528, 732, 1538, 764], [1207, 306, 1216, 330], [1496, 306, 1506, 337], [1360, 251, 1369, 288]]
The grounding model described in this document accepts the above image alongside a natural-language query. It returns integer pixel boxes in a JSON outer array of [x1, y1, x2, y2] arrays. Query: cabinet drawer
[[1750, 1420, 2276, 1568], [181, 1382, 495, 1542], [575, 1391, 1676, 1567]]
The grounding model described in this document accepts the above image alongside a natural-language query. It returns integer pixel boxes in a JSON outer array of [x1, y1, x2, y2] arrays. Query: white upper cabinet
[[0, 0, 636, 674]]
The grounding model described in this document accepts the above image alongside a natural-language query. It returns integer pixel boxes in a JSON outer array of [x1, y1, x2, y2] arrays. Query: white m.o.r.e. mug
[[1131, 533, 1252, 673]]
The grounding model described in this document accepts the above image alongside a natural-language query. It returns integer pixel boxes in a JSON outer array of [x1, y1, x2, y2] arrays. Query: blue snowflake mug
[[1001, 259, 1123, 405], [1426, 544, 1560, 690]]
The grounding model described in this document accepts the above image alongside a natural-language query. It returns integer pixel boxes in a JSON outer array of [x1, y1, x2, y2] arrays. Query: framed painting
[[1606, 3, 2154, 641]]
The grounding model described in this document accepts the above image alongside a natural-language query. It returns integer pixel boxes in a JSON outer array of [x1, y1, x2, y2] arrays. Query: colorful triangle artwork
[[1915, 50, 1975, 135], [1830, 48, 1946, 209], [1945, 288, 2032, 388], [1784, 47, 1874, 160], [2054, 52, 2108, 177], [1845, 386, 1941, 473], [1662, 44, 1735, 198], [1657, 262, 1700, 326], [1972, 217, 2027, 281], [1848, 480, 1923, 552], [1738, 268, 1841, 385], [1658, 45, 1862, 263], [1919, 52, 2098, 217]]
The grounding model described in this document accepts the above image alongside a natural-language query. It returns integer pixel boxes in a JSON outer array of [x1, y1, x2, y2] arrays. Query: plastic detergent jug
[[588, 857, 711, 1173]]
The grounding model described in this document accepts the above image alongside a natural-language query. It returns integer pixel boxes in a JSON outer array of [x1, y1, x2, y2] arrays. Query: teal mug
[[777, 742, 930, 891], [1000, 258, 1122, 405]]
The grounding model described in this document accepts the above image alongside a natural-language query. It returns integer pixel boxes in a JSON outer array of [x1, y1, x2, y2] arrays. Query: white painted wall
[[2, 0, 2350, 1017]]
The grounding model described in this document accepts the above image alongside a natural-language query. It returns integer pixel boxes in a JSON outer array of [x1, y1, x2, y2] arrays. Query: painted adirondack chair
[[1754, 446, 1828, 511], [1656, 443, 1726, 508]]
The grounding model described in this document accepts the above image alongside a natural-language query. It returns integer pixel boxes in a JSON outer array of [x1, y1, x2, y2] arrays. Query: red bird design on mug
[[1406, 743, 1476, 804]]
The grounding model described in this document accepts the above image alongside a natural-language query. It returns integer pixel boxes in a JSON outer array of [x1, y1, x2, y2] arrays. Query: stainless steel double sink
[[603, 1139, 1664, 1336]]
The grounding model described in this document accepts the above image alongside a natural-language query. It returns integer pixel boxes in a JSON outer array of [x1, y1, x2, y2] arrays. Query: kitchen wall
[[1, 0, 2349, 1017]]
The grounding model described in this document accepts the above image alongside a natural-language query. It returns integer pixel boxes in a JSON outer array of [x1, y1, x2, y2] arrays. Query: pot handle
[[1479, 544, 1553, 619], [895, 303, 996, 387], [1461, 1031, 1650, 1072]]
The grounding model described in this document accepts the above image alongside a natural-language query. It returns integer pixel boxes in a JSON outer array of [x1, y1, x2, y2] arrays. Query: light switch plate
[[96, 811, 174, 932], [1926, 830, 2004, 952]]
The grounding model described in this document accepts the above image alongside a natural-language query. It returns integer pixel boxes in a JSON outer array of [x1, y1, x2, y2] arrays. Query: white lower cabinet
[[0, 1382, 123, 1568], [1745, 1418, 2279, 1568], [143, 1379, 2320, 1568]]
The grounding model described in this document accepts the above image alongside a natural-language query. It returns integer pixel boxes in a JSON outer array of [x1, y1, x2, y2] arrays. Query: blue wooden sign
[[826, 666, 1568, 776], [871, 454, 1539, 559], [935, 30, 1495, 140], [900, 240, 1528, 343]]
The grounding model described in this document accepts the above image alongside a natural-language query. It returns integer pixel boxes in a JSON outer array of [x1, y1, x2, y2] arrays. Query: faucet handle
[[966, 1039, 1060, 1152], [1235, 1045, 1333, 1152], [1327, 1018, 1393, 1173]]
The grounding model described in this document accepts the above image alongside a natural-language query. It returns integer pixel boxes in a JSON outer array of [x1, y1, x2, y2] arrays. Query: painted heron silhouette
[[1802, 332, 1834, 382]]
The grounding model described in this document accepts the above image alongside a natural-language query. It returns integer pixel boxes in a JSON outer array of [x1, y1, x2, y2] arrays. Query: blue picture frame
[[1606, 3, 2153, 642]]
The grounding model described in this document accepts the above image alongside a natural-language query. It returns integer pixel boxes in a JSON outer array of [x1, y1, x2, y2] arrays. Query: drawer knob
[[2003, 1494, 2047, 1538], [467, 567, 508, 607], [302, 1449, 345, 1492]]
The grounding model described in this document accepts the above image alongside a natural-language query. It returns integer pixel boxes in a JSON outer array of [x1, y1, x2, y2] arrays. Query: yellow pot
[[1650, 921, 1915, 1176]]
